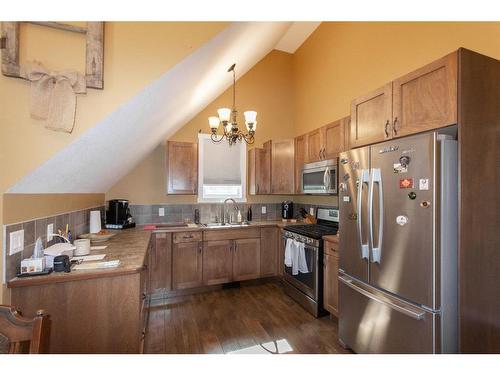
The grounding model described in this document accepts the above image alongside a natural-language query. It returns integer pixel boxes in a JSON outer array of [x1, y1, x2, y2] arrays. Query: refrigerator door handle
[[339, 275, 426, 321], [369, 168, 383, 263], [357, 169, 370, 260]]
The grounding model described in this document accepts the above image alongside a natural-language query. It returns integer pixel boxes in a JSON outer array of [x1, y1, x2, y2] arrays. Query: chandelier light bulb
[[208, 116, 220, 130], [217, 108, 231, 123], [243, 110, 257, 124]]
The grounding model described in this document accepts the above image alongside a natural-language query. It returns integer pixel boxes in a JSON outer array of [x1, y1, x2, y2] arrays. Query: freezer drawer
[[339, 275, 438, 353]]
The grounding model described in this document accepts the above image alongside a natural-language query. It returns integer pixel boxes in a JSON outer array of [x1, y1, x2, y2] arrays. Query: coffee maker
[[281, 201, 294, 220], [105, 199, 135, 229]]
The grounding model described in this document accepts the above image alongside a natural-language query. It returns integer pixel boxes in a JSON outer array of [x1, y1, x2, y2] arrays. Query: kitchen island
[[7, 220, 298, 353]]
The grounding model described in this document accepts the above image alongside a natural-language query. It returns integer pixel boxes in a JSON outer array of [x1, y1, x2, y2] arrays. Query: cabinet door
[[150, 233, 172, 294], [260, 227, 278, 277], [350, 83, 393, 149], [294, 135, 307, 194], [257, 147, 271, 194], [307, 127, 325, 162], [233, 238, 261, 281], [278, 229, 285, 277], [393, 51, 457, 138], [271, 139, 295, 194], [166, 141, 198, 194], [172, 241, 203, 290], [202, 240, 233, 286], [324, 251, 339, 317], [323, 118, 347, 159]]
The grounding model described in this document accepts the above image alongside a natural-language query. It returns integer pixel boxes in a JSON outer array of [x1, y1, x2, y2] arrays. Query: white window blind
[[198, 134, 247, 202]]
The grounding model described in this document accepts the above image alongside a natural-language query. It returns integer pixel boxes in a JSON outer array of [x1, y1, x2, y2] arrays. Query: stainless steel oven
[[282, 231, 323, 317], [302, 159, 338, 195], [283, 232, 319, 301]]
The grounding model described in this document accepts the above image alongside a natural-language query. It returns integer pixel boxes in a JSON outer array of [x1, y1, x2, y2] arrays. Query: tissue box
[[20, 257, 46, 274]]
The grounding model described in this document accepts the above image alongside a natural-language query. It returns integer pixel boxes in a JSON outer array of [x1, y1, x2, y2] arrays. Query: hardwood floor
[[144, 282, 350, 354]]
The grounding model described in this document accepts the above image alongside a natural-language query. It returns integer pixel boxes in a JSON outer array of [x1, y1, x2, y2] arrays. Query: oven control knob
[[307, 238, 312, 244]]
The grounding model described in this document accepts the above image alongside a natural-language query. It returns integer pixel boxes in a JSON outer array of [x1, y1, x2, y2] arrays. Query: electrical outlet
[[9, 229, 24, 255], [261, 206, 267, 214], [159, 207, 165, 217], [309, 207, 315, 216], [47, 223, 54, 241]]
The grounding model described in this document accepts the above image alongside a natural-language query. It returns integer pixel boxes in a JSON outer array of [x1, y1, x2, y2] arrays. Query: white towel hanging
[[284, 238, 293, 267]]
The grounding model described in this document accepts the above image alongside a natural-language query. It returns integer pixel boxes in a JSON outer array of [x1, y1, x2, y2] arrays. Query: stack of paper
[[73, 260, 120, 270]]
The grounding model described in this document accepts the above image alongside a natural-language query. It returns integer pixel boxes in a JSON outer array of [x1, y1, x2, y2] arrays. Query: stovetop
[[284, 224, 338, 240]]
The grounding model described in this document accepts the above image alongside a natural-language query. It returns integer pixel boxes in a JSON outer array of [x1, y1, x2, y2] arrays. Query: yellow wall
[[293, 22, 500, 134], [0, 21, 228, 303], [106, 50, 296, 205]]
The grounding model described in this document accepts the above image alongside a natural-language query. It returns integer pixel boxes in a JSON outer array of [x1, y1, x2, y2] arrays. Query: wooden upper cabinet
[[202, 240, 233, 286], [260, 227, 278, 277], [270, 139, 295, 194], [350, 83, 393, 149], [172, 241, 203, 290], [393, 51, 457, 138], [166, 141, 198, 194], [248, 147, 271, 195], [294, 134, 307, 194], [306, 127, 325, 162], [323, 117, 348, 159], [233, 238, 261, 281]]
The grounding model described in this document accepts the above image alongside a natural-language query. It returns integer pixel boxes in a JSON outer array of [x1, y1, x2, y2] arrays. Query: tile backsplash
[[129, 202, 336, 225], [3, 206, 105, 282]]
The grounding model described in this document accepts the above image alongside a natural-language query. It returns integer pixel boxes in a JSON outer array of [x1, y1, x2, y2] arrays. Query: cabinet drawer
[[203, 227, 260, 241], [173, 231, 202, 243], [324, 240, 339, 255]]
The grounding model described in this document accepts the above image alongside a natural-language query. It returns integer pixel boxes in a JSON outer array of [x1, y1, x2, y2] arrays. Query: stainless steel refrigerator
[[338, 130, 458, 354]]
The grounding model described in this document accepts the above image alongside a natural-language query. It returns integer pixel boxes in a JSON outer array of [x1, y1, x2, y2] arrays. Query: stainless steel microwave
[[301, 159, 338, 195]]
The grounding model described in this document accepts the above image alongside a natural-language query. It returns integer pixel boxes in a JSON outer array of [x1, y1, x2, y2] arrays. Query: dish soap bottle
[[237, 209, 242, 223]]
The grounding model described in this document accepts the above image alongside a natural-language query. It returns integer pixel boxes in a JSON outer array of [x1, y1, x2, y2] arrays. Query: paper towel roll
[[90, 210, 102, 234]]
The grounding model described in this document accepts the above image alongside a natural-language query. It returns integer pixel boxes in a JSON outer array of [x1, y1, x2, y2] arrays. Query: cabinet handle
[[198, 243, 202, 254], [384, 120, 390, 137], [319, 149, 322, 160], [393, 117, 399, 136], [257, 184, 260, 194], [322, 148, 326, 159], [183, 234, 193, 239], [234, 243, 237, 252]]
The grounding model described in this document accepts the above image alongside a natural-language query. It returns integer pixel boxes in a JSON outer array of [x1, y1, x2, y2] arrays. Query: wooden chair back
[[0, 305, 50, 354]]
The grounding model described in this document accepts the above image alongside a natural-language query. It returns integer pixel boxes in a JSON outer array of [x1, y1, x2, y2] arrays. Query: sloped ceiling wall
[[8, 22, 292, 193]]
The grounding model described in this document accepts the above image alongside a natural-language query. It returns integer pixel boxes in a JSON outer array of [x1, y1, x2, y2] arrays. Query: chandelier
[[208, 63, 257, 145]]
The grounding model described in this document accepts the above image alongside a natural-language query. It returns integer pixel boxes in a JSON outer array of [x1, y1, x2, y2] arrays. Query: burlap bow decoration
[[21, 61, 86, 133]]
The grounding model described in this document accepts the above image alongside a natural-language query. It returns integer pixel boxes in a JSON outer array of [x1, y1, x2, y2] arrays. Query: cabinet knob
[[393, 117, 399, 135]]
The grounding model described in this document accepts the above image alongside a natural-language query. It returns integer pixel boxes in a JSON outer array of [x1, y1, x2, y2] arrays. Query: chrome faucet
[[222, 198, 239, 224]]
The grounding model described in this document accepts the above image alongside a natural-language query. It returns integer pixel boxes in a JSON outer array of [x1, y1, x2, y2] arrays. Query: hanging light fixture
[[208, 63, 257, 145]]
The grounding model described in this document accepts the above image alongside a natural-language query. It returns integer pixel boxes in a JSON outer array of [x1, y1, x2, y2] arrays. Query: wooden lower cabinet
[[233, 238, 261, 281], [323, 241, 339, 317], [150, 233, 172, 294], [260, 227, 279, 277], [202, 240, 233, 286], [278, 228, 285, 276], [172, 241, 203, 290]]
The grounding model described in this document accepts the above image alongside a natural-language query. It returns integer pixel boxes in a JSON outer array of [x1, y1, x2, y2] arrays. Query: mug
[[74, 238, 91, 256]]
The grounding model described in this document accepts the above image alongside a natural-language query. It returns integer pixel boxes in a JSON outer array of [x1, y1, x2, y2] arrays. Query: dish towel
[[284, 238, 294, 268], [21, 61, 86, 133], [296, 241, 309, 274]]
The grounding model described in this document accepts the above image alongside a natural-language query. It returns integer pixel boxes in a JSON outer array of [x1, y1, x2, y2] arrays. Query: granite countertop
[[322, 234, 340, 242], [7, 220, 305, 288], [8, 228, 152, 288]]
